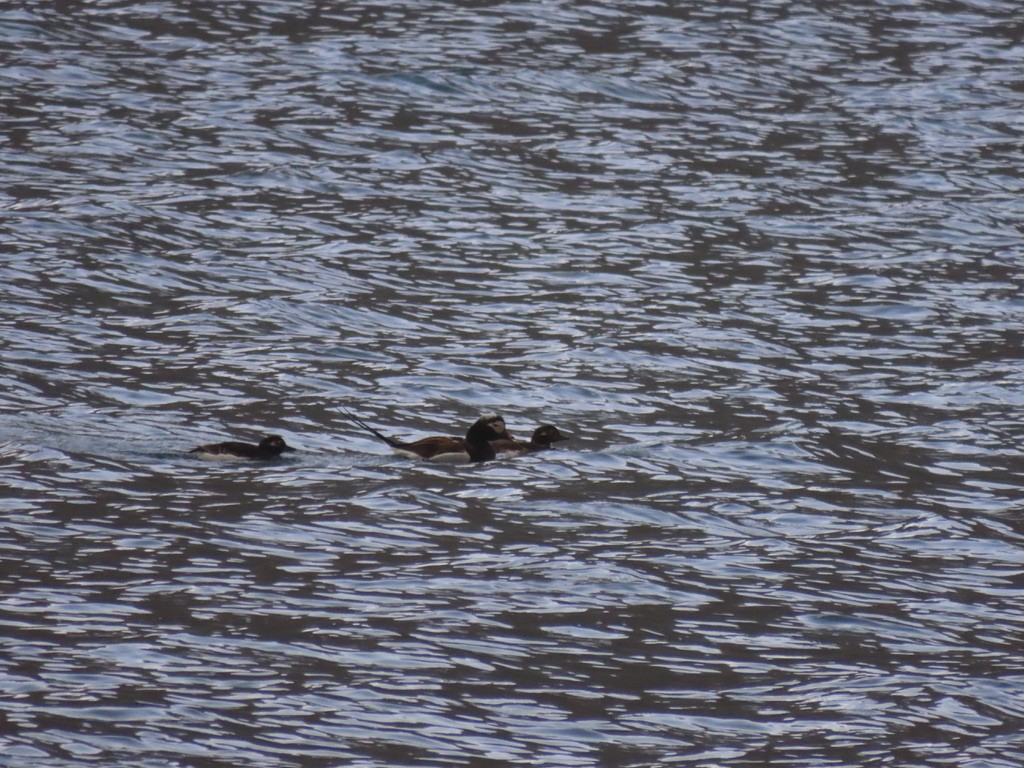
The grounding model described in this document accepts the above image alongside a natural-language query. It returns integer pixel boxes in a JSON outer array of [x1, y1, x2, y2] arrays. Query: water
[[3, 1, 1024, 766]]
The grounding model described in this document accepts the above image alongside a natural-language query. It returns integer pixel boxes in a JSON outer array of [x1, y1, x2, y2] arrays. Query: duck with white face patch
[[491, 424, 570, 457]]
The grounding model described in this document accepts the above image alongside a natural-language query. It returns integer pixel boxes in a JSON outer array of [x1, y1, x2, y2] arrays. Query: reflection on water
[[3, 1, 1024, 766]]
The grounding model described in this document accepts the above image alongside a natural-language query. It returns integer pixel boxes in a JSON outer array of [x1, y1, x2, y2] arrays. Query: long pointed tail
[[339, 407, 401, 448]]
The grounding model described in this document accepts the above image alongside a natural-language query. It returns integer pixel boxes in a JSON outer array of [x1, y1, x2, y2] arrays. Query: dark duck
[[189, 434, 295, 461]]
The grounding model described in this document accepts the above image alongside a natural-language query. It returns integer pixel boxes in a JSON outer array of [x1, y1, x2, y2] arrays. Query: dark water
[[4, 1, 1024, 766]]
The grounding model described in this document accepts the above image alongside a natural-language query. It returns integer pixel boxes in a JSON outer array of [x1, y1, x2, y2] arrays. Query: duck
[[341, 409, 510, 463], [491, 425, 570, 456], [189, 434, 295, 461]]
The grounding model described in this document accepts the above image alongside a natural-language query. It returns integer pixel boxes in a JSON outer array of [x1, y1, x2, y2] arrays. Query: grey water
[[3, 1, 1024, 766]]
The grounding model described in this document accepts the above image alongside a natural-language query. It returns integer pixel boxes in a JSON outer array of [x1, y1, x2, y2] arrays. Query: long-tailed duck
[[342, 409, 510, 463]]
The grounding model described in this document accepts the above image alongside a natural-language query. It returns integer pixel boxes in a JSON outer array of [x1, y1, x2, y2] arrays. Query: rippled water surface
[[4, 1, 1024, 766]]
